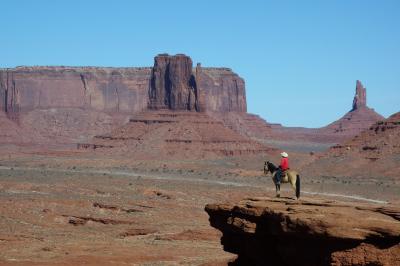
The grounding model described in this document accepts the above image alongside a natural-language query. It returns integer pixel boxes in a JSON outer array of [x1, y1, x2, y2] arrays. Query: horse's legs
[[291, 178, 296, 190], [274, 172, 281, 198], [275, 183, 280, 198], [289, 175, 298, 199]]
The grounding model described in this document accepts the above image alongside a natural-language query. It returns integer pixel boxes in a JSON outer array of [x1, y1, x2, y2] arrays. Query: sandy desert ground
[[0, 143, 398, 265]]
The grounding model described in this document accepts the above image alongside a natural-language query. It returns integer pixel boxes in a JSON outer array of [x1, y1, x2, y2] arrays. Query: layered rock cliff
[[148, 54, 246, 112], [198, 67, 246, 112], [0, 54, 247, 119], [0, 67, 151, 116], [205, 197, 400, 266]]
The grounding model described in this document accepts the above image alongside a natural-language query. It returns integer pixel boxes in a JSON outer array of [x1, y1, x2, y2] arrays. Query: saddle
[[281, 169, 289, 180]]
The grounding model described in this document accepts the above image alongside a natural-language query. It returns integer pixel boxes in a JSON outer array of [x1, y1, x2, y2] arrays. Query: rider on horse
[[275, 152, 289, 185]]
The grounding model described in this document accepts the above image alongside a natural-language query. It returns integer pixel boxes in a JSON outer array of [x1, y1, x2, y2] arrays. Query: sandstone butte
[[0, 54, 387, 149], [269, 80, 384, 143], [0, 54, 253, 150], [0, 54, 246, 116], [205, 197, 400, 266]]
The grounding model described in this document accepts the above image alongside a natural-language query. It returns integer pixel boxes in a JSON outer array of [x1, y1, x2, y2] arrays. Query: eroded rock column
[[352, 80, 367, 111], [148, 54, 200, 111]]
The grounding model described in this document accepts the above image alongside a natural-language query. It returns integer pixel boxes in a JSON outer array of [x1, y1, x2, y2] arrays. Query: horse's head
[[264, 161, 277, 175], [264, 161, 271, 175]]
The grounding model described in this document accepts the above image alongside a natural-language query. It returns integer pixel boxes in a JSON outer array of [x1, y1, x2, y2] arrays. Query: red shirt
[[280, 157, 289, 171]]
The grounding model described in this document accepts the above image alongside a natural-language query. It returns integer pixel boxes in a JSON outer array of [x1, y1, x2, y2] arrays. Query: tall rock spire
[[352, 80, 367, 111], [148, 54, 200, 111]]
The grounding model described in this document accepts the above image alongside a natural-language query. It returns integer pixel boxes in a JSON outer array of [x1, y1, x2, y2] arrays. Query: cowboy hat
[[280, 152, 288, 158]]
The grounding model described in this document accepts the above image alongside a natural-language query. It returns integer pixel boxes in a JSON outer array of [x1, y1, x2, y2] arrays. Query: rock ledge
[[205, 197, 400, 266]]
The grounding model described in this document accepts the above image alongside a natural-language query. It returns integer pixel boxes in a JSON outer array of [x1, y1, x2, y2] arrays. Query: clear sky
[[1, 0, 399, 127]]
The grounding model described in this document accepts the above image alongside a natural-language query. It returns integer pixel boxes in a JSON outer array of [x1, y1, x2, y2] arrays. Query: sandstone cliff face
[[200, 68, 247, 112], [0, 67, 151, 117], [148, 54, 198, 111], [206, 197, 400, 266], [0, 55, 246, 118], [147, 54, 246, 112], [0, 110, 32, 143]]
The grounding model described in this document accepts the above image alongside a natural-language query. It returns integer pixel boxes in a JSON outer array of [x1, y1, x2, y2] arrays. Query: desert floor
[[0, 145, 399, 265]]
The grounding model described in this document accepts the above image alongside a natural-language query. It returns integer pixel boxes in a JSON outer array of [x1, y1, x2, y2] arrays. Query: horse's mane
[[267, 161, 278, 172]]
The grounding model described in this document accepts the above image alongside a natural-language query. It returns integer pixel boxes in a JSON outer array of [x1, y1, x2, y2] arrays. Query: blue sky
[[1, 0, 399, 127]]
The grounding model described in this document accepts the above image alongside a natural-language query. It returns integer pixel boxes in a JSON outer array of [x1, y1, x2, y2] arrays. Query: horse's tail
[[296, 174, 300, 199]]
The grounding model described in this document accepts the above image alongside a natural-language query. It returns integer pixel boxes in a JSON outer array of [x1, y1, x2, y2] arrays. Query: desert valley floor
[[0, 142, 398, 265]]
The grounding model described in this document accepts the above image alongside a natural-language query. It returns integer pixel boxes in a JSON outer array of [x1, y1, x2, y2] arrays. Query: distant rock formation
[[148, 54, 247, 112], [148, 54, 199, 111], [0, 55, 247, 119], [0, 67, 151, 119], [261, 80, 385, 144], [352, 80, 367, 111], [322, 80, 384, 138], [304, 111, 400, 178], [206, 197, 400, 266]]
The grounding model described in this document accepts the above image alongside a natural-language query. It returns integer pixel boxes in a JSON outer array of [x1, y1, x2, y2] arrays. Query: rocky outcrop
[[205, 197, 400, 266], [148, 54, 247, 112], [148, 54, 199, 111], [352, 80, 367, 111]]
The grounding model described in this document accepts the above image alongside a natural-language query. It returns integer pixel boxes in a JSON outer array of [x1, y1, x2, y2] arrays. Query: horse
[[264, 161, 300, 199]]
